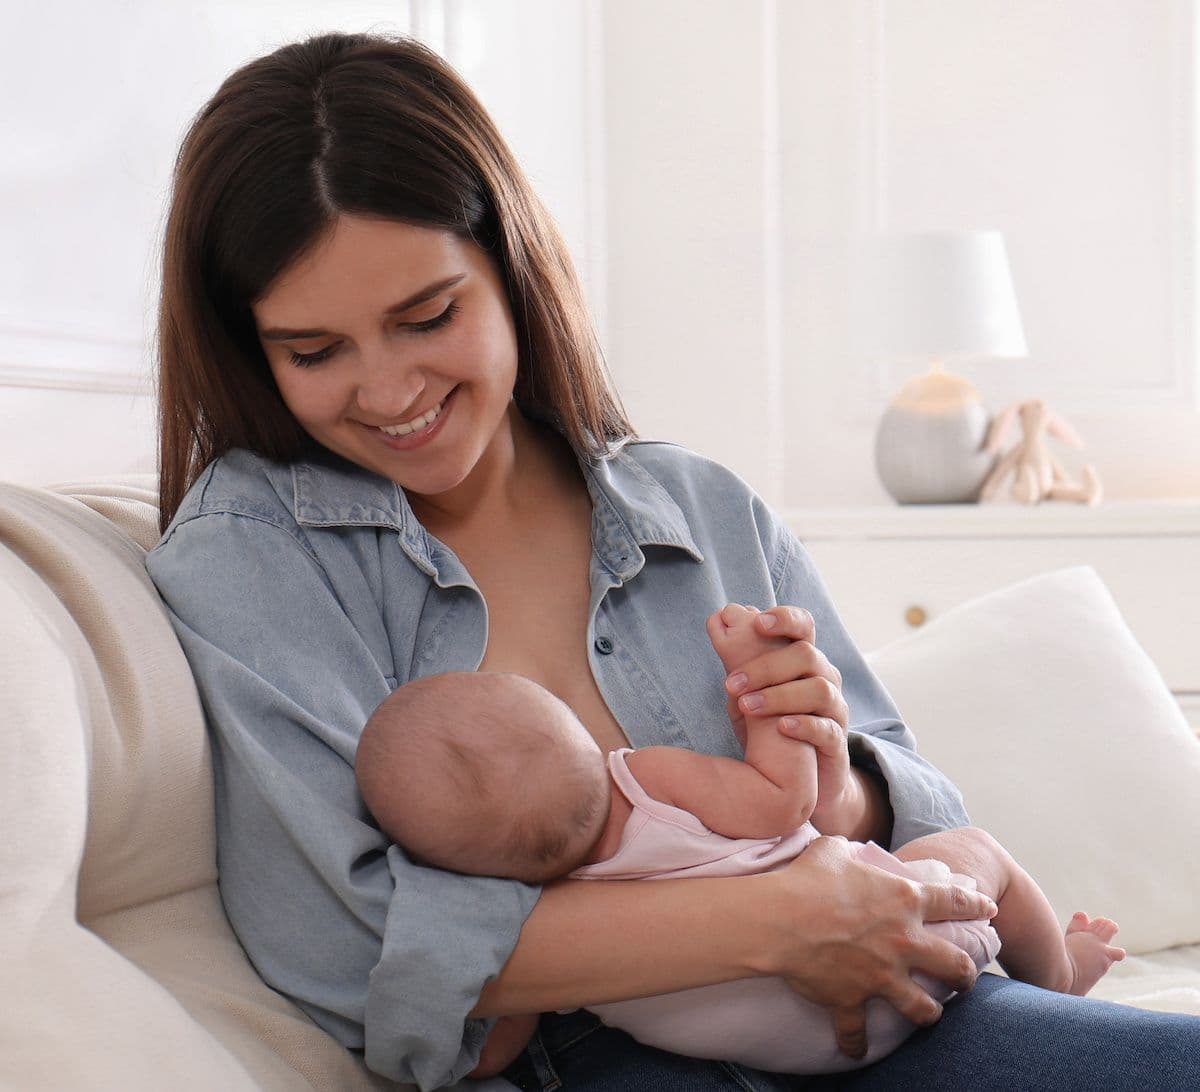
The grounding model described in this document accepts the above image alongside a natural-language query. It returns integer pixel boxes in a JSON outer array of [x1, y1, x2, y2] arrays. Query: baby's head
[[355, 672, 610, 884]]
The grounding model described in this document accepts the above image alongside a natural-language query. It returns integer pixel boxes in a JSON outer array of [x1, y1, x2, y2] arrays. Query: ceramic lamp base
[[874, 370, 995, 504]]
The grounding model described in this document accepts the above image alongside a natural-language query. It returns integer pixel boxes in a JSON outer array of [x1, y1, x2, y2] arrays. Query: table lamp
[[853, 231, 1028, 503]]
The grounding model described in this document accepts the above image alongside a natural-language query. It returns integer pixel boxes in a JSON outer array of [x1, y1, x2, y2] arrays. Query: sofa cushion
[[866, 566, 1200, 956], [0, 481, 398, 1090], [1091, 944, 1200, 1015]]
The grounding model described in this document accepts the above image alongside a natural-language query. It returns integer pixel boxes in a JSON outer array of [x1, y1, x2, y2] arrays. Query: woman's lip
[[364, 386, 457, 451], [373, 395, 448, 434]]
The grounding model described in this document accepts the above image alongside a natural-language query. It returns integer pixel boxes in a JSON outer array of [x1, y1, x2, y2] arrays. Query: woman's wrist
[[812, 767, 893, 844]]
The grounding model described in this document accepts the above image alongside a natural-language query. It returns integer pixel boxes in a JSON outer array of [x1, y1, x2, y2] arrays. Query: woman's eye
[[409, 301, 459, 333], [284, 302, 458, 366], [288, 343, 339, 368]]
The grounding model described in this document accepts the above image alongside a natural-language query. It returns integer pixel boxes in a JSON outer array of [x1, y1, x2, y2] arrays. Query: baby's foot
[[1064, 912, 1126, 995], [706, 602, 790, 676]]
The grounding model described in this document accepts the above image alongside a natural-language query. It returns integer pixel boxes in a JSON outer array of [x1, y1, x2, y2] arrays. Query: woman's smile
[[362, 385, 459, 451]]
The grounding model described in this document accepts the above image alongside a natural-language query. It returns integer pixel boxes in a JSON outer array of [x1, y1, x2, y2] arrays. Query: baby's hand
[[707, 603, 793, 748], [708, 603, 792, 674]]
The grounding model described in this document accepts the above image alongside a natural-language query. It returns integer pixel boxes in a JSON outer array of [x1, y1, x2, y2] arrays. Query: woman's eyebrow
[[259, 273, 468, 340]]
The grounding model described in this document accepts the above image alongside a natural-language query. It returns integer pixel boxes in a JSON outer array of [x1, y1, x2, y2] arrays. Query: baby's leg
[[894, 827, 1125, 995]]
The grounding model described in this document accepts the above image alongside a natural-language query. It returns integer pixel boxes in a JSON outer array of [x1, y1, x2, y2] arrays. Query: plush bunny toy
[[980, 399, 1102, 505]]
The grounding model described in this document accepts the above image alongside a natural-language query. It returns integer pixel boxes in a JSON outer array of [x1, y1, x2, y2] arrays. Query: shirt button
[[594, 636, 615, 655]]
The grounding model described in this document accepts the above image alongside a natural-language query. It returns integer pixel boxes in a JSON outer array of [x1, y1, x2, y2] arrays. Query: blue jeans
[[501, 974, 1200, 1091]]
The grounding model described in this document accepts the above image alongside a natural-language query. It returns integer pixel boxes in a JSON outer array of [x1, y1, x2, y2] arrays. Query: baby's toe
[[1089, 917, 1120, 942], [1066, 912, 1091, 934]]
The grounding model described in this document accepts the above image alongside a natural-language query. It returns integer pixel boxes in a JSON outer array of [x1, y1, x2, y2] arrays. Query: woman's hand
[[764, 836, 998, 1060], [721, 606, 854, 823]]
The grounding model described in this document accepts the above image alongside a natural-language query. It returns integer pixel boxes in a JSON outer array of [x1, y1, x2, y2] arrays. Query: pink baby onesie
[[567, 748, 1001, 1074]]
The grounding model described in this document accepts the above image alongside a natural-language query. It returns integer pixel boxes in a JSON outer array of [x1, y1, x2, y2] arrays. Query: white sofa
[[3, 478, 1197, 1091]]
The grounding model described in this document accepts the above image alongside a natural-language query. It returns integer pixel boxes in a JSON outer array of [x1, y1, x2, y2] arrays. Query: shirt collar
[[290, 442, 704, 581], [578, 445, 704, 579], [291, 450, 438, 578]]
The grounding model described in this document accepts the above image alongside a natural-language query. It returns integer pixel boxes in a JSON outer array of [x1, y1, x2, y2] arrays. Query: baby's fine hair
[[355, 672, 609, 884]]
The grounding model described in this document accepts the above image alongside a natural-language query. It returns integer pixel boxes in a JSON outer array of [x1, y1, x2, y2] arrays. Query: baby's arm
[[627, 604, 819, 839], [628, 730, 816, 839]]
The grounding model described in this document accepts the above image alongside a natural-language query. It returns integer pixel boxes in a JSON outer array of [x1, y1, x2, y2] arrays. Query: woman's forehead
[[255, 215, 469, 320]]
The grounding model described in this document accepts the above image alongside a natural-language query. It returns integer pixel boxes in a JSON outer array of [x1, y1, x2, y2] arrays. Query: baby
[[354, 604, 1125, 1077]]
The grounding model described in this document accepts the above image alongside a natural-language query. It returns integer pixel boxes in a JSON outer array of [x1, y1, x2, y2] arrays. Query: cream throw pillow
[[866, 566, 1200, 956]]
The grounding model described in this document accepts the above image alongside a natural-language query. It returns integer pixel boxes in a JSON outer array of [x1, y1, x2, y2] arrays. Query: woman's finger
[[724, 641, 843, 698], [776, 715, 846, 758], [921, 881, 999, 927], [832, 1006, 869, 1060], [756, 605, 816, 644], [880, 985, 943, 1029], [909, 938, 982, 996], [735, 678, 850, 729]]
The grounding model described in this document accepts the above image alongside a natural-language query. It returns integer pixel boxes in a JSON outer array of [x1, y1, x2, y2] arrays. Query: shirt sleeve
[[146, 510, 539, 1090], [759, 502, 970, 847]]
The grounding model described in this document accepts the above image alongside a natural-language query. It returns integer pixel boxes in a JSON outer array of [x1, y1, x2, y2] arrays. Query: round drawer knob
[[904, 606, 928, 628]]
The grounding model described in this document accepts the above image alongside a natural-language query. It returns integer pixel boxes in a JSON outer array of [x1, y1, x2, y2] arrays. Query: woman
[[146, 32, 1199, 1092]]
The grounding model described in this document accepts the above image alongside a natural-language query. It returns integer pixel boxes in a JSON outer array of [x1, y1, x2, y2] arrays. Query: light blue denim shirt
[[145, 438, 968, 1090]]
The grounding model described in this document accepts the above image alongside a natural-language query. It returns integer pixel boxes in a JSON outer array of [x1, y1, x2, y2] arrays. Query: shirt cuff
[[365, 847, 541, 1089], [848, 728, 970, 849]]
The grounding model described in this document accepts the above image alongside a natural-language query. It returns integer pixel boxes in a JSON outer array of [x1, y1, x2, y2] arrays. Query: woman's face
[[252, 214, 520, 501]]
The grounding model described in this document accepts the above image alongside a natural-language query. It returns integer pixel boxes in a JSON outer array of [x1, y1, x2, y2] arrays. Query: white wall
[[0, 0, 598, 485], [602, 0, 784, 497], [603, 0, 1200, 507], [6, 0, 1200, 505]]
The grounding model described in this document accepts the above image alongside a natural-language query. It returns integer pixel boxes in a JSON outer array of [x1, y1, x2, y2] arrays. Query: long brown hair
[[156, 32, 632, 532]]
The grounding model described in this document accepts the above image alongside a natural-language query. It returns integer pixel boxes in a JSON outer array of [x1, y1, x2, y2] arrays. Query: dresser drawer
[[801, 535, 1200, 694]]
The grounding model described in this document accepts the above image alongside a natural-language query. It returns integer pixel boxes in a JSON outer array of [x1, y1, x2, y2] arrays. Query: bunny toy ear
[[1046, 411, 1086, 449], [984, 402, 1021, 453]]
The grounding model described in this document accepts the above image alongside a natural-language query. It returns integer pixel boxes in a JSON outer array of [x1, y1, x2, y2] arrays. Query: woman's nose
[[354, 356, 425, 421]]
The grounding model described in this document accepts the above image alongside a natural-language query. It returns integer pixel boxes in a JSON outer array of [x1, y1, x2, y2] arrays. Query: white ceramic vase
[[874, 371, 996, 504]]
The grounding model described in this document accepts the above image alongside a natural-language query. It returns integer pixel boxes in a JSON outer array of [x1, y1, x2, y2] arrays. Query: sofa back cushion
[[0, 480, 397, 1091]]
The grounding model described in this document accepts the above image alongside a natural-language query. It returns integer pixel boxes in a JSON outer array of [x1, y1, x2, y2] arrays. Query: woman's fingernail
[[759, 614, 778, 630], [726, 672, 748, 694], [740, 693, 764, 712]]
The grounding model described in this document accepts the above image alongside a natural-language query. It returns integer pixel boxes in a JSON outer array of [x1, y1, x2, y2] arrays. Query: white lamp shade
[[852, 231, 1028, 363]]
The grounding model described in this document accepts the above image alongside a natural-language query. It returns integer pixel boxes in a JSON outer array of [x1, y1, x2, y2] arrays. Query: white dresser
[[787, 501, 1200, 731]]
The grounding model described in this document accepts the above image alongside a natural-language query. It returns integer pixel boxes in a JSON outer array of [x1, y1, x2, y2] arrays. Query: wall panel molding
[[0, 323, 149, 395]]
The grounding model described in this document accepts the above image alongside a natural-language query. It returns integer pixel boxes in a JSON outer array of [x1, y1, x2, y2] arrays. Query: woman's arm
[[473, 838, 995, 1060]]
